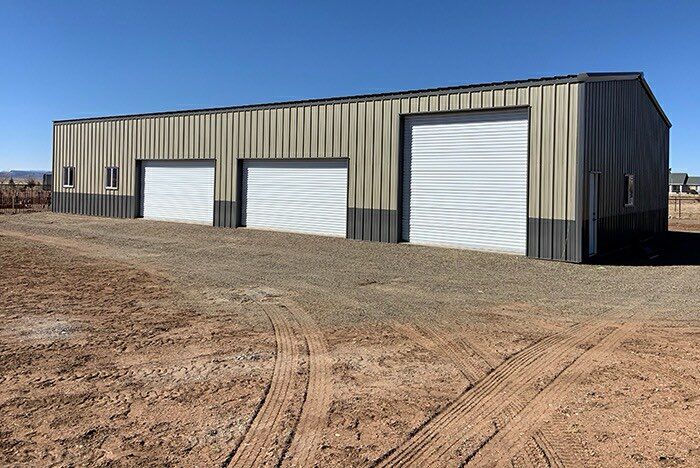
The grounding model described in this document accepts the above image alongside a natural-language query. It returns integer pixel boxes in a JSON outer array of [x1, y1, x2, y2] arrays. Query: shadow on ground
[[596, 230, 700, 266]]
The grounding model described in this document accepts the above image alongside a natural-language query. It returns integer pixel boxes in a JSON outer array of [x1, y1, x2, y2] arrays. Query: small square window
[[62, 166, 75, 188], [624, 174, 635, 207], [105, 167, 119, 190]]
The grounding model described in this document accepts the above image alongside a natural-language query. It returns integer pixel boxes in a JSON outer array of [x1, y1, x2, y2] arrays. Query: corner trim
[[575, 80, 586, 263]]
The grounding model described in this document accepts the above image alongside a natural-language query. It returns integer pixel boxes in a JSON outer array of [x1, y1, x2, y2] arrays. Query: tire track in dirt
[[421, 323, 495, 379], [532, 429, 567, 467], [451, 330, 500, 372], [520, 417, 588, 468], [390, 321, 489, 384], [467, 321, 637, 467], [0, 230, 112, 258], [281, 302, 332, 468], [374, 326, 581, 466], [511, 431, 566, 467], [223, 299, 332, 468], [548, 416, 590, 466], [224, 302, 304, 468], [511, 437, 546, 467], [375, 321, 610, 467], [0, 229, 167, 278], [6, 229, 333, 467]]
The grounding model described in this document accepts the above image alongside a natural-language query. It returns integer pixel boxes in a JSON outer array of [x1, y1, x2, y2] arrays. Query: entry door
[[588, 172, 599, 256]]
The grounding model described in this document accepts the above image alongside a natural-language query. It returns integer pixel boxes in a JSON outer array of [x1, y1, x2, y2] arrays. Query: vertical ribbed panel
[[583, 79, 670, 258], [402, 110, 528, 254], [52, 77, 583, 255]]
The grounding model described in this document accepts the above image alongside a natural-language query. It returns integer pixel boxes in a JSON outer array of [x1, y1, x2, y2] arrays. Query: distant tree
[[26, 178, 37, 189], [7, 178, 16, 211]]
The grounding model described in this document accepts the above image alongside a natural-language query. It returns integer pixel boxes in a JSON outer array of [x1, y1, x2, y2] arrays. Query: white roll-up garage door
[[403, 110, 528, 254], [242, 160, 347, 236], [141, 160, 215, 225]]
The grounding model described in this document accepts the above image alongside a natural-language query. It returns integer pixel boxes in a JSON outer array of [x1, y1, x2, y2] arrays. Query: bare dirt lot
[[1, 212, 699, 467], [669, 195, 700, 232]]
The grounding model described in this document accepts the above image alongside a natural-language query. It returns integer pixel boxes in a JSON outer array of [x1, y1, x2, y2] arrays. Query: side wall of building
[[52, 80, 582, 261], [582, 79, 670, 259]]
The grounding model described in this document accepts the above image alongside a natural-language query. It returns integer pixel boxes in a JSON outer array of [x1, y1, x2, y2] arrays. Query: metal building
[[51, 72, 670, 262]]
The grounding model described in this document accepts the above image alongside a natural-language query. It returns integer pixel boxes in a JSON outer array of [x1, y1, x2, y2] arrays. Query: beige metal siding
[[526, 83, 581, 260], [52, 78, 582, 258], [583, 79, 670, 257]]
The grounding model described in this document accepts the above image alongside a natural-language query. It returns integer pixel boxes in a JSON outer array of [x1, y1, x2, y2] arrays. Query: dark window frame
[[62, 166, 75, 188], [105, 166, 119, 190], [624, 174, 635, 207]]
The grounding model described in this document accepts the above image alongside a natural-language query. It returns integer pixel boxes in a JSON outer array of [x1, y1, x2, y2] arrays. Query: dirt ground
[[669, 195, 700, 232], [0, 212, 698, 467]]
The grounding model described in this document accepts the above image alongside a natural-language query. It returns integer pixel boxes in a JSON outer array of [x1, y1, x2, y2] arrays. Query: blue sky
[[1, 0, 698, 173]]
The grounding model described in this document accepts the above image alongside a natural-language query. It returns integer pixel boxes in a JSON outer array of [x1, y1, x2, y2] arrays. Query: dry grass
[[669, 194, 700, 231]]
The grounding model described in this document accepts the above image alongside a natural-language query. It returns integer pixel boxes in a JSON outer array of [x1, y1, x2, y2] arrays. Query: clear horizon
[[1, 1, 699, 173]]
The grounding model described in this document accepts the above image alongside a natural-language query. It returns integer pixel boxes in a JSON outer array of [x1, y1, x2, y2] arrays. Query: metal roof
[[686, 176, 700, 185], [669, 173, 688, 185], [54, 71, 670, 127]]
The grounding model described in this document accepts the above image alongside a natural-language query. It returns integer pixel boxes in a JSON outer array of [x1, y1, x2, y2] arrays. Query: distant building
[[669, 172, 689, 193], [43, 173, 53, 191], [687, 176, 700, 193]]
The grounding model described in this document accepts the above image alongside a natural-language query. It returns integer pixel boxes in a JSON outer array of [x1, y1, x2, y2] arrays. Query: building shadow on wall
[[595, 230, 700, 266]]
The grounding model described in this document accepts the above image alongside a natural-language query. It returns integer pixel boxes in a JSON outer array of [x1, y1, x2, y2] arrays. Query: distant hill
[[0, 170, 50, 183]]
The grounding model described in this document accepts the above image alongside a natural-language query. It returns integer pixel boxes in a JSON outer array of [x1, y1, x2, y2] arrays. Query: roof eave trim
[[637, 75, 672, 128], [578, 72, 671, 127], [53, 74, 583, 124], [53, 71, 671, 127]]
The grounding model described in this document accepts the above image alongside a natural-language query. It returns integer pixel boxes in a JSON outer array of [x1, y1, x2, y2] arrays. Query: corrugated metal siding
[[583, 79, 670, 258], [52, 79, 582, 259], [525, 83, 581, 261]]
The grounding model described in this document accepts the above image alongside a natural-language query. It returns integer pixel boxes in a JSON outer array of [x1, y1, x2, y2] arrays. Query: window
[[624, 174, 635, 206], [62, 166, 75, 188], [105, 167, 119, 190]]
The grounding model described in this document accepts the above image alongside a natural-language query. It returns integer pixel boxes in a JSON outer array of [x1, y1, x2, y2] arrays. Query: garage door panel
[[141, 161, 214, 225], [242, 160, 347, 236], [403, 110, 528, 254]]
